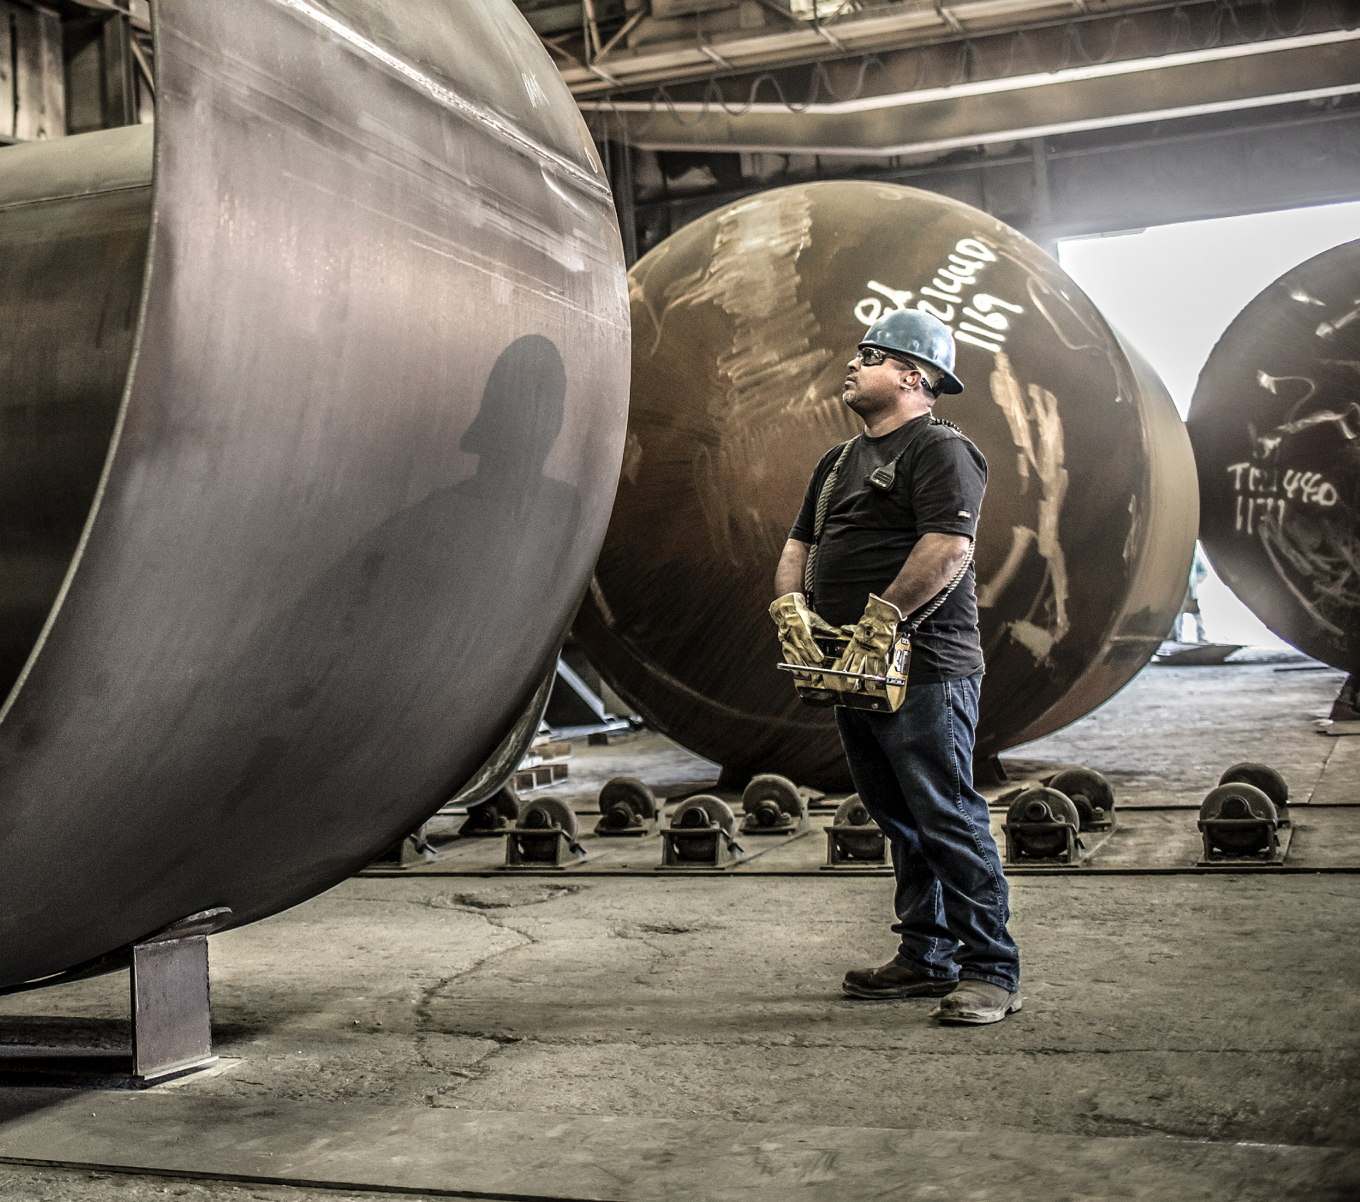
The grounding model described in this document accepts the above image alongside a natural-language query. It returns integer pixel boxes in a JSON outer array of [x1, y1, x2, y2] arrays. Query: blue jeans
[[835, 674, 1020, 991]]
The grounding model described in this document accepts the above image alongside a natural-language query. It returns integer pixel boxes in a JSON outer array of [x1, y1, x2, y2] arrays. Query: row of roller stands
[[366, 749, 1354, 877]]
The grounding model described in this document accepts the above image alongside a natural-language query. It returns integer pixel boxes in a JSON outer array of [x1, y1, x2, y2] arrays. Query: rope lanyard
[[804, 439, 854, 604], [905, 542, 973, 634]]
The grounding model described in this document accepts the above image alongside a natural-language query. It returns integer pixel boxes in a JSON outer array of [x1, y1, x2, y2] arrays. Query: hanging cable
[[590, 0, 1357, 143]]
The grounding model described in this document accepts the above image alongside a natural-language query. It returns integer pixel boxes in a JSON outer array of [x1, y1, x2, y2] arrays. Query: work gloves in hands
[[769, 592, 837, 668], [834, 593, 904, 680]]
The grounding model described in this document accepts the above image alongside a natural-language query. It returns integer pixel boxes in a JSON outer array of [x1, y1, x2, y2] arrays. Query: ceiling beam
[[584, 30, 1360, 156], [556, 0, 1176, 96]]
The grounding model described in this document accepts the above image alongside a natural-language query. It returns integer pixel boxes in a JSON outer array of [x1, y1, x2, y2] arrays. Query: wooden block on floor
[[515, 762, 570, 791]]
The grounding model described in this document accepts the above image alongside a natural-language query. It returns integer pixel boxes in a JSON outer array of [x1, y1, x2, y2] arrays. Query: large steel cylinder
[[0, 0, 628, 989], [576, 180, 1196, 789], [1189, 238, 1360, 672]]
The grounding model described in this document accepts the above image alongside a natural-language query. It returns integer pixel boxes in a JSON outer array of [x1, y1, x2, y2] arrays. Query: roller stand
[[1002, 788, 1084, 865], [594, 776, 664, 838], [371, 823, 436, 867], [503, 798, 588, 869], [458, 785, 522, 837], [505, 829, 585, 868], [823, 796, 889, 868], [660, 828, 741, 868], [1197, 770, 1292, 865], [824, 827, 889, 867], [659, 796, 743, 868], [1198, 817, 1291, 865], [739, 774, 811, 838]]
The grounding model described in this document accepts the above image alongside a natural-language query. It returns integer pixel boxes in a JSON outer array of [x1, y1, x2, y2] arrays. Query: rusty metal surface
[[575, 180, 1195, 789], [0, 0, 628, 989], [1189, 238, 1360, 673]]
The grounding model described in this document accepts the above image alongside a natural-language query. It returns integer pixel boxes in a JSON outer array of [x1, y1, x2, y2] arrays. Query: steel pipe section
[[0, 125, 154, 700], [1189, 238, 1360, 672], [576, 181, 1195, 789], [0, 0, 628, 989]]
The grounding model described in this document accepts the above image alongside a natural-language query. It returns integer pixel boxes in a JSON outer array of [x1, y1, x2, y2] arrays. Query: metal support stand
[[0, 907, 233, 1085], [545, 649, 634, 741], [503, 829, 588, 869], [659, 828, 742, 868], [370, 823, 436, 867], [1002, 821, 1081, 865], [594, 816, 664, 838], [739, 814, 811, 837], [1197, 815, 1292, 866], [824, 824, 889, 868], [130, 908, 233, 1082], [501, 797, 589, 869]]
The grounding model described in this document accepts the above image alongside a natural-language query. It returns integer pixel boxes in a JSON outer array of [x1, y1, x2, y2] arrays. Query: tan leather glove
[[808, 610, 844, 640], [769, 593, 827, 668], [833, 594, 904, 679]]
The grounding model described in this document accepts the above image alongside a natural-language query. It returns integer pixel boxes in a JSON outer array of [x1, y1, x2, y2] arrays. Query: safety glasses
[[856, 346, 916, 369]]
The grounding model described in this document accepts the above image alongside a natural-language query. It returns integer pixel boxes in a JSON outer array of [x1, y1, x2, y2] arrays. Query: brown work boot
[[842, 959, 957, 999], [930, 980, 1022, 1024]]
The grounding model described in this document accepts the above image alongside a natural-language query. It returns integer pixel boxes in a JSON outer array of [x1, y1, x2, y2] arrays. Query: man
[[769, 308, 1021, 1025]]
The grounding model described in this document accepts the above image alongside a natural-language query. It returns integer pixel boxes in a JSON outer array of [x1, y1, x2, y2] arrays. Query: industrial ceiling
[[3, 3, 1357, 254], [514, 0, 1360, 155]]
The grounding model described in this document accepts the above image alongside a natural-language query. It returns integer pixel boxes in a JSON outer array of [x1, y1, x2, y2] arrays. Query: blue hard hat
[[859, 308, 964, 395]]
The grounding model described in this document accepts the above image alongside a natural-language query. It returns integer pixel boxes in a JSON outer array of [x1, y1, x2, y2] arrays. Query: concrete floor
[[1, 662, 1358, 1199]]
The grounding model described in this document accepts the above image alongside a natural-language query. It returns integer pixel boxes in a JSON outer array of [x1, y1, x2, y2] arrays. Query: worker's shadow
[[177, 335, 581, 894]]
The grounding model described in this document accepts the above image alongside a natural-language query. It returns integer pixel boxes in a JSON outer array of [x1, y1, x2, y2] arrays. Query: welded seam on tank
[[272, 0, 610, 202], [0, 185, 152, 214]]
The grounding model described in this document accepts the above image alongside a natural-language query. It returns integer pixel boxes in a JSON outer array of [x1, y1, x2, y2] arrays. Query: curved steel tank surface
[[1189, 239, 1360, 672], [575, 181, 1195, 789], [0, 0, 628, 989]]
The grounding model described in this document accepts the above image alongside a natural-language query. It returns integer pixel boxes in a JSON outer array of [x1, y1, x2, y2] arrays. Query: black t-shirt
[[790, 414, 987, 684]]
